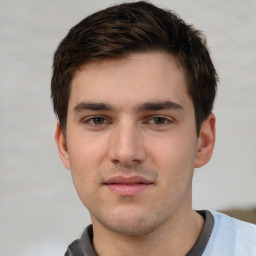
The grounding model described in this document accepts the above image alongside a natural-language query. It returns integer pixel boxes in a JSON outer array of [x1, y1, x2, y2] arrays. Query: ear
[[55, 122, 70, 169], [194, 114, 216, 168]]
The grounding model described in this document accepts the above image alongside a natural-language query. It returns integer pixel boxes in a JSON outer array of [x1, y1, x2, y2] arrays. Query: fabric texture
[[186, 210, 214, 255], [64, 211, 256, 256], [64, 239, 83, 256], [202, 211, 256, 255]]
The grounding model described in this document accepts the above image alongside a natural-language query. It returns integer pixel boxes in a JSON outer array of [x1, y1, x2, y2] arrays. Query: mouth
[[103, 175, 154, 196]]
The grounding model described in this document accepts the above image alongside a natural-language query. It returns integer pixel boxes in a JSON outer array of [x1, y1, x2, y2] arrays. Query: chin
[[107, 222, 158, 237], [95, 210, 166, 237]]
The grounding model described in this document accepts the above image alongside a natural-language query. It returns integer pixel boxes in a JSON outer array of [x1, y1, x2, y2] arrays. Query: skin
[[55, 52, 215, 256]]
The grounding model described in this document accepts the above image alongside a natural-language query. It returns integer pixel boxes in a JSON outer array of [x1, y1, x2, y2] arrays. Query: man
[[51, 1, 256, 255]]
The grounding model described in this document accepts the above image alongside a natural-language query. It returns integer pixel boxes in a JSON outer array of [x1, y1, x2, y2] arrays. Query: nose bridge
[[109, 118, 145, 165]]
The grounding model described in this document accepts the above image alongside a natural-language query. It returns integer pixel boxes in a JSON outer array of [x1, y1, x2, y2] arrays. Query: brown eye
[[92, 117, 105, 124], [153, 117, 166, 124]]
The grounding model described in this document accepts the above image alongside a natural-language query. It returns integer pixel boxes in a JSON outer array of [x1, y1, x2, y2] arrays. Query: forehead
[[69, 52, 190, 110]]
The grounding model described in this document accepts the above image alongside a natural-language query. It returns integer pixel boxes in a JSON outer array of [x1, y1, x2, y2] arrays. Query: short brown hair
[[51, 1, 218, 134]]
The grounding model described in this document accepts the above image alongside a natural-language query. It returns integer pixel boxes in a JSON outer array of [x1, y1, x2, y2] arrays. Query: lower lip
[[105, 184, 152, 196]]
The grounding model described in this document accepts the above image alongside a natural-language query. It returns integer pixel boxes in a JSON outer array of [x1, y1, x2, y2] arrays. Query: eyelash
[[82, 116, 111, 126], [145, 116, 172, 125], [81, 115, 174, 128]]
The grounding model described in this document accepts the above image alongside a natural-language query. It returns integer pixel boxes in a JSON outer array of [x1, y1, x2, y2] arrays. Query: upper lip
[[104, 175, 154, 185]]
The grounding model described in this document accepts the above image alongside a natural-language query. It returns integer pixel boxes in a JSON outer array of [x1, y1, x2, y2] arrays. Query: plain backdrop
[[0, 0, 255, 255]]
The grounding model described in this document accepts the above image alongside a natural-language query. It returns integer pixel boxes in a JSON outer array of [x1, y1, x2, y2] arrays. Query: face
[[56, 52, 215, 236]]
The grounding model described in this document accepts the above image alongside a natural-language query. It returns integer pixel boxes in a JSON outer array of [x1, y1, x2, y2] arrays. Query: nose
[[108, 122, 146, 167]]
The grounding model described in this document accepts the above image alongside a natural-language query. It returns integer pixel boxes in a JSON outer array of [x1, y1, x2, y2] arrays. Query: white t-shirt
[[65, 210, 256, 256], [203, 211, 256, 255]]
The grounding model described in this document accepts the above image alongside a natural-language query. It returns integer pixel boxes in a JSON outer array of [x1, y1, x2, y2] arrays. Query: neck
[[91, 207, 204, 256]]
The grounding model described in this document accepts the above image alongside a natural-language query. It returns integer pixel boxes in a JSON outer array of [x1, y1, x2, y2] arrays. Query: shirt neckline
[[81, 210, 214, 256]]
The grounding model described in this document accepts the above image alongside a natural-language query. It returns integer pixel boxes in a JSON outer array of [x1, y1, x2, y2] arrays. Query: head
[[52, 1, 217, 238], [51, 1, 217, 136]]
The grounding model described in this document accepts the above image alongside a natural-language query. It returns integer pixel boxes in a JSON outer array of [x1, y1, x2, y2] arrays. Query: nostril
[[112, 159, 120, 165]]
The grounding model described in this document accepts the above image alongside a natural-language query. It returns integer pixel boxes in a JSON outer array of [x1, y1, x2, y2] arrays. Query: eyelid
[[80, 114, 175, 126], [81, 115, 112, 125], [144, 115, 174, 125]]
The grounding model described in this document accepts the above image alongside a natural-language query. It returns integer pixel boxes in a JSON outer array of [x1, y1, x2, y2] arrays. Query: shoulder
[[64, 239, 83, 256], [204, 211, 256, 255], [64, 225, 97, 256], [212, 211, 256, 238]]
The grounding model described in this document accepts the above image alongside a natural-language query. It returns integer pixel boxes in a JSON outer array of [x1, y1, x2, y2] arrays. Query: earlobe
[[194, 114, 216, 168], [55, 122, 71, 169]]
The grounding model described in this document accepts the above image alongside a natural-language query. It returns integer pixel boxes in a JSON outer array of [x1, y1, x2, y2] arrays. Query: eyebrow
[[73, 100, 184, 113], [136, 101, 184, 112], [73, 102, 113, 112]]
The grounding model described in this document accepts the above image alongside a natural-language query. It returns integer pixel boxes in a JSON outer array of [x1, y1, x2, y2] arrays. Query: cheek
[[149, 133, 197, 170], [66, 134, 108, 201], [68, 153, 101, 211], [151, 137, 195, 203], [147, 132, 197, 195], [67, 131, 108, 169]]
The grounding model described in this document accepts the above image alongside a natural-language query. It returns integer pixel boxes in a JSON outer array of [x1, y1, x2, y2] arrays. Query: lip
[[103, 175, 154, 196]]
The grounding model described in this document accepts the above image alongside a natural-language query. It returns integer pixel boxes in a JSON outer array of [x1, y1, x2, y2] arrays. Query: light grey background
[[1, 0, 255, 255]]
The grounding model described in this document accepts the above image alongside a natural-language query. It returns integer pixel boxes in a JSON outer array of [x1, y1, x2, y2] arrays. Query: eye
[[82, 116, 111, 127], [152, 117, 167, 124], [147, 116, 171, 125], [91, 117, 106, 125]]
